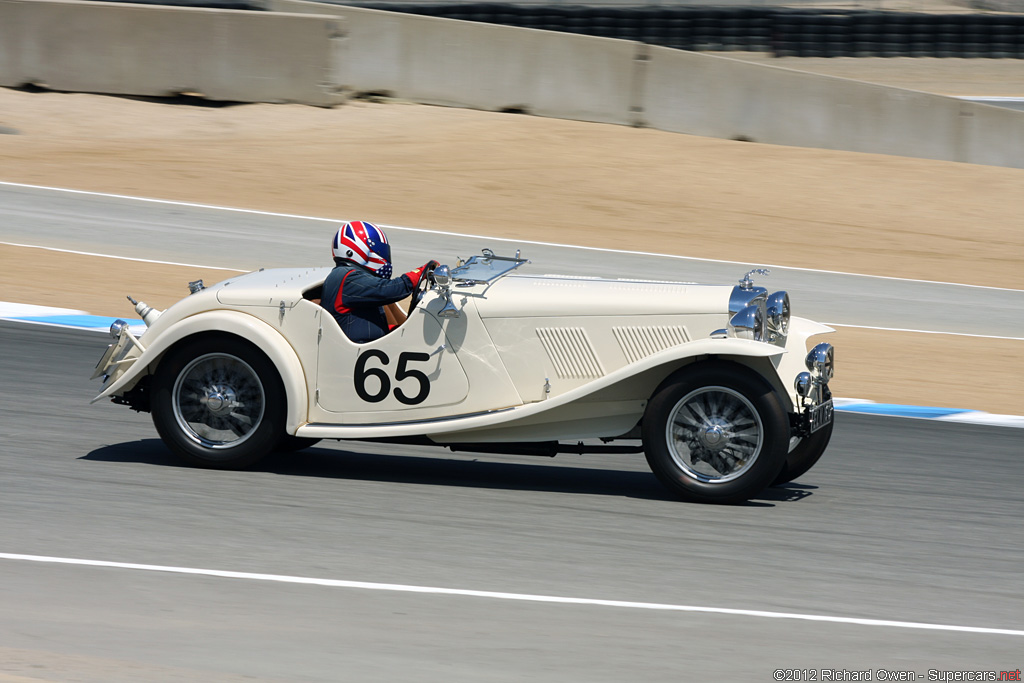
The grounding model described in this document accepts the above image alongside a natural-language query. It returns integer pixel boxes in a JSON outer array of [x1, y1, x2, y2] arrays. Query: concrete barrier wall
[[395, 18, 638, 123], [640, 47, 1024, 167], [957, 100, 1024, 168], [0, 0, 347, 106], [268, 0, 1024, 168], [3, 0, 1022, 167], [266, 0, 639, 124]]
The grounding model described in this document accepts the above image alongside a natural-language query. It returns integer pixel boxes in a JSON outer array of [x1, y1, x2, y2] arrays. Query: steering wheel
[[407, 263, 436, 316]]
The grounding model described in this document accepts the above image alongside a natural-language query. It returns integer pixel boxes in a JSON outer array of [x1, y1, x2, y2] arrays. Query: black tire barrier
[[351, 4, 1024, 59]]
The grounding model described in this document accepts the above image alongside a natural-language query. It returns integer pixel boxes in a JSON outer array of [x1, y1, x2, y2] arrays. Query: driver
[[322, 221, 439, 344]]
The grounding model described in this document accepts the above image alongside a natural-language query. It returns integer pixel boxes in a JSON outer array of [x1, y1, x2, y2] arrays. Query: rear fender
[[92, 310, 308, 434]]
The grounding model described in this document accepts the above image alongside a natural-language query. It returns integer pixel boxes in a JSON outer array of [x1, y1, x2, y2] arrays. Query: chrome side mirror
[[433, 265, 451, 287], [432, 264, 460, 318], [438, 297, 460, 318]]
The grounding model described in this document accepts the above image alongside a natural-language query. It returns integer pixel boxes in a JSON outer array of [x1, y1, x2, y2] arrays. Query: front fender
[[92, 310, 309, 435], [569, 335, 788, 405]]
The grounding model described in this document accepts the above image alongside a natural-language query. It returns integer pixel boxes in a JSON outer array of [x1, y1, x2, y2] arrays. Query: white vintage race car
[[92, 249, 835, 503]]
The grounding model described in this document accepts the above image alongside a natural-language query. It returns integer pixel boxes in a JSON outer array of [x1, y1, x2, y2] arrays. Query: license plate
[[809, 398, 834, 433]]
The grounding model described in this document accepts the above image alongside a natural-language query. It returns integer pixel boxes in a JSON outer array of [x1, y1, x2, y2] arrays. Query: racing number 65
[[354, 350, 431, 405]]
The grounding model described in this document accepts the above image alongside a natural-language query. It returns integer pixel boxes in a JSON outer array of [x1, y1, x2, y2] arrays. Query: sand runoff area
[[0, 59, 1021, 414]]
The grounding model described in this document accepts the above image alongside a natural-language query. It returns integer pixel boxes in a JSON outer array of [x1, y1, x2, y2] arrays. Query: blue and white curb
[[832, 398, 1024, 429], [3, 302, 1022, 429], [0, 303, 147, 336]]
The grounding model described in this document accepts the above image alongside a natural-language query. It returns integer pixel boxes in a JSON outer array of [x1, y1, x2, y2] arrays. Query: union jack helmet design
[[332, 221, 393, 279]]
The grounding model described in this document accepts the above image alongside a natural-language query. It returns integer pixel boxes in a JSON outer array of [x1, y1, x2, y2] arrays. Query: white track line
[[0, 241, 246, 272], [823, 323, 1024, 342], [1, 553, 1020, 637], [2, 180, 1020, 293]]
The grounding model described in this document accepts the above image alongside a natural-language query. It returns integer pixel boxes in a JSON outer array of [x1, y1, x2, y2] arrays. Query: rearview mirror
[[433, 264, 451, 287]]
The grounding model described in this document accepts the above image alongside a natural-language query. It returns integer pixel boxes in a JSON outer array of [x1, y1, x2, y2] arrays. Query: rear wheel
[[151, 337, 285, 469], [642, 363, 789, 503]]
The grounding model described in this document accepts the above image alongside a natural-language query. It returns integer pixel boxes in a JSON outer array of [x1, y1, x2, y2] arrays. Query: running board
[[444, 441, 645, 458]]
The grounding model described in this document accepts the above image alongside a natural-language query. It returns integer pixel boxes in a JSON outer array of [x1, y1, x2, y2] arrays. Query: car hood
[[472, 274, 732, 318]]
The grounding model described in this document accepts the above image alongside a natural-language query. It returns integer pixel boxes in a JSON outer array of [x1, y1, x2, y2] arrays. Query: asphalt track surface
[[2, 184, 1023, 680], [1, 321, 1023, 681], [2, 182, 1023, 338]]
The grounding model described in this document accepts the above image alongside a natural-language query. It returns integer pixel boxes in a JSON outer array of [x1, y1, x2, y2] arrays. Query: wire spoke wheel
[[172, 353, 266, 448], [667, 386, 763, 484], [643, 363, 789, 504], [152, 337, 285, 470]]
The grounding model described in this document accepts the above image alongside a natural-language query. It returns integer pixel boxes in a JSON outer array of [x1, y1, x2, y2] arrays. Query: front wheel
[[642, 363, 789, 504], [151, 336, 286, 469]]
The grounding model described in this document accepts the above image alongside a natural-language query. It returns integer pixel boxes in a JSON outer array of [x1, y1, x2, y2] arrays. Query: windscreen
[[450, 252, 528, 285]]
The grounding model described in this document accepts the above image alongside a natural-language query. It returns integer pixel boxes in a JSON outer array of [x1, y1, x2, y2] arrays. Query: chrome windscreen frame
[[449, 248, 530, 286], [432, 249, 530, 319]]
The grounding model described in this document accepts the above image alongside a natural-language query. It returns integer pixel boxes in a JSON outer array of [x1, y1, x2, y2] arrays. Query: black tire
[[151, 336, 286, 470], [642, 362, 789, 504], [773, 387, 834, 485], [277, 435, 321, 453]]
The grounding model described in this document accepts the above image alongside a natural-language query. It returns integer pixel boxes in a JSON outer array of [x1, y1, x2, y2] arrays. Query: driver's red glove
[[405, 260, 440, 288]]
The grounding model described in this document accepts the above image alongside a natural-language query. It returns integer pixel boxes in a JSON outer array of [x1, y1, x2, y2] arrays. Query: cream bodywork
[[93, 267, 833, 443]]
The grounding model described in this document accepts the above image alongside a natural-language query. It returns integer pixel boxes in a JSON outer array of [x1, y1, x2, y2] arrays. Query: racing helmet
[[331, 221, 393, 278]]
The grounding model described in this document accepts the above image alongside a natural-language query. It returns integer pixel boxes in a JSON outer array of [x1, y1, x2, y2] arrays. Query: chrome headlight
[[805, 342, 835, 382], [794, 371, 812, 397], [729, 284, 767, 316], [765, 291, 790, 343], [728, 301, 767, 342], [109, 319, 130, 339]]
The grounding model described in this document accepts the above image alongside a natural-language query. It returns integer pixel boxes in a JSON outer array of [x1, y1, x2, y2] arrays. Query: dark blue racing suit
[[321, 261, 422, 343]]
